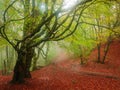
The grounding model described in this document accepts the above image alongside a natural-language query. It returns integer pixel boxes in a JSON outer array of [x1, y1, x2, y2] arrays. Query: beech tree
[[58, 0, 120, 64], [0, 0, 93, 83]]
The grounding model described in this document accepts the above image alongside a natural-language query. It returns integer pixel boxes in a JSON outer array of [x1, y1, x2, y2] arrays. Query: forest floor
[[0, 40, 120, 90]]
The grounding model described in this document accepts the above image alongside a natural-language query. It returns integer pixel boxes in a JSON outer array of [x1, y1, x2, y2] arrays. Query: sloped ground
[[0, 40, 120, 90], [57, 40, 120, 78]]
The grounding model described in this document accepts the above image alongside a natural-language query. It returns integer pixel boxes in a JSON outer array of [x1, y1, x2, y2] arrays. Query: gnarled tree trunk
[[11, 46, 34, 83], [24, 48, 34, 78], [11, 50, 26, 83]]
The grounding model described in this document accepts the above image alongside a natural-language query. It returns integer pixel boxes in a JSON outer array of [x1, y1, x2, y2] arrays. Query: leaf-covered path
[[0, 64, 120, 90], [0, 40, 120, 90]]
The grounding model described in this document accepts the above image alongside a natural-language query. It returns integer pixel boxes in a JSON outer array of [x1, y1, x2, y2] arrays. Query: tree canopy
[[0, 0, 120, 83]]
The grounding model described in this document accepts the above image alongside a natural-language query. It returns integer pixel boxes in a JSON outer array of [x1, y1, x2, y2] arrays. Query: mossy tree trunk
[[11, 47, 26, 83], [24, 48, 34, 78], [11, 45, 34, 83], [11, 0, 37, 83]]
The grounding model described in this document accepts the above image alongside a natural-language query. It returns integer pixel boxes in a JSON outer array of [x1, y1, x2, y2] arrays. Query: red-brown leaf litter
[[0, 40, 120, 90]]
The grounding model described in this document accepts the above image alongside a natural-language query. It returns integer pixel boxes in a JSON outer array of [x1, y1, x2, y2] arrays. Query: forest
[[0, 0, 120, 90]]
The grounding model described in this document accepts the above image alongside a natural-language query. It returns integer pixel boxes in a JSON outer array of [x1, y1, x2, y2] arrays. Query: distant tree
[[84, 1, 120, 64]]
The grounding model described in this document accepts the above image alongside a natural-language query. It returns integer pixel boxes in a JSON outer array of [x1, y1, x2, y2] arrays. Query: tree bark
[[11, 50, 26, 83], [97, 43, 101, 63], [102, 37, 112, 64], [11, 47, 34, 83], [24, 48, 34, 78]]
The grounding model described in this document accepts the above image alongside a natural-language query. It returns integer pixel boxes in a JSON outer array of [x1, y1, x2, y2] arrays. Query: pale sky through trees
[[62, 0, 78, 10]]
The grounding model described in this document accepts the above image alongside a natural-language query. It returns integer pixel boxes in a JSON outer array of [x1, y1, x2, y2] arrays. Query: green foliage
[[60, 27, 96, 58], [0, 38, 9, 47], [59, 1, 120, 60]]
